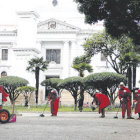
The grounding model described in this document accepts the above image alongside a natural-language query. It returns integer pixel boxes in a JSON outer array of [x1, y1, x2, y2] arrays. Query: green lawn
[[2, 104, 129, 114]]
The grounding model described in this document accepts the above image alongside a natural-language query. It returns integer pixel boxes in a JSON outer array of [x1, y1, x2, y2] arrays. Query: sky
[[0, 0, 103, 29]]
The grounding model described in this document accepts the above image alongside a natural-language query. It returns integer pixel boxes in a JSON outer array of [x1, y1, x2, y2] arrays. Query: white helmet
[[95, 89, 100, 93], [120, 82, 125, 86]]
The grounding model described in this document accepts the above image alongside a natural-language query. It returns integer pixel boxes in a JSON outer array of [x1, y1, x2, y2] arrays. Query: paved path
[[0, 112, 140, 140]]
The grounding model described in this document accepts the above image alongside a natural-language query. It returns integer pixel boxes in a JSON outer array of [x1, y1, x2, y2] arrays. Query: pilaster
[[61, 41, 70, 78]]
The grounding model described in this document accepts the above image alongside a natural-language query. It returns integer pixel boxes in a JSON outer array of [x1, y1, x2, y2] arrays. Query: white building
[[0, 11, 140, 103]]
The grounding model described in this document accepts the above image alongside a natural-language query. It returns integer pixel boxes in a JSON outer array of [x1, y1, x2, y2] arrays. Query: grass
[[3, 105, 93, 113], [2, 104, 131, 114]]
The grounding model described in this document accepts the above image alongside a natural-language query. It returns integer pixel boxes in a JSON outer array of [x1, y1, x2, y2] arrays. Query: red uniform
[[94, 93, 110, 117], [119, 87, 131, 118], [0, 86, 9, 102], [0, 86, 9, 110], [134, 90, 140, 114], [48, 90, 59, 116]]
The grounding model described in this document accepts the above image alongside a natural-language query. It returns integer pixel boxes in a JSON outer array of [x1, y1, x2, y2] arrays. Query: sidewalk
[[19, 111, 138, 119], [1, 112, 140, 140]]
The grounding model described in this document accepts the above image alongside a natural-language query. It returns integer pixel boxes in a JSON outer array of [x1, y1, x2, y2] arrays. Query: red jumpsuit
[[0, 86, 9, 110], [119, 87, 131, 118], [48, 91, 59, 116], [134, 90, 140, 114], [94, 93, 110, 117]]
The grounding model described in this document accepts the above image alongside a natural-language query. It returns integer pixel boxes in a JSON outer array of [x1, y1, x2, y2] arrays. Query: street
[[0, 112, 140, 140]]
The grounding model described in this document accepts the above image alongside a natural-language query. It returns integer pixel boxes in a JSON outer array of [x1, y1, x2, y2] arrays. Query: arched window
[[1, 71, 7, 77]]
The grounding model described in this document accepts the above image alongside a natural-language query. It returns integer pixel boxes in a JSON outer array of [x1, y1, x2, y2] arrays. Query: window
[[46, 49, 61, 64], [101, 53, 106, 61], [2, 49, 8, 60], [1, 71, 7, 77]]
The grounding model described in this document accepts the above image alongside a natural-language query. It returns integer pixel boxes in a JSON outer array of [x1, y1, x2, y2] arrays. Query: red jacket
[[94, 93, 110, 113], [0, 86, 9, 102], [135, 90, 140, 114], [119, 87, 131, 100]]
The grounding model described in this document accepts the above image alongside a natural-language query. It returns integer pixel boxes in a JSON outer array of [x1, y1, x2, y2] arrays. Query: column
[[69, 41, 78, 76], [61, 41, 70, 78]]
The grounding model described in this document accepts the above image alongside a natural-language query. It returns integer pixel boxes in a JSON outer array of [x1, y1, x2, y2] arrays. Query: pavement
[[0, 112, 140, 140]]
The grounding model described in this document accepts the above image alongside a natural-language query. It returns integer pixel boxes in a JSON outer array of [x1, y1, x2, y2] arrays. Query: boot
[[127, 116, 134, 119], [137, 113, 140, 120], [100, 115, 105, 118]]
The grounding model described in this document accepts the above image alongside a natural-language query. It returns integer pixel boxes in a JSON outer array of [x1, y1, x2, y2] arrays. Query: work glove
[[120, 98, 123, 104]]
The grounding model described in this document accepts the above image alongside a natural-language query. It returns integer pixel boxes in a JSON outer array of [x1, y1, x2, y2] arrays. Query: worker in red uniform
[[0, 86, 9, 102], [0, 86, 9, 112], [133, 89, 140, 119], [48, 89, 59, 116], [93, 90, 110, 118], [119, 82, 134, 119]]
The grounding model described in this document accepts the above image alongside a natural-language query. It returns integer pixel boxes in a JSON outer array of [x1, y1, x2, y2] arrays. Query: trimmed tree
[[16, 86, 36, 107], [83, 72, 127, 105], [0, 76, 28, 113], [26, 57, 48, 106], [41, 78, 62, 93], [58, 77, 84, 111]]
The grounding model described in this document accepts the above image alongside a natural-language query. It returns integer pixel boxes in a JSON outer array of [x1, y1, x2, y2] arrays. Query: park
[[0, 0, 140, 140]]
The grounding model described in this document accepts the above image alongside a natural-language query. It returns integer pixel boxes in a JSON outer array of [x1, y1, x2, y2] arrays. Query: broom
[[40, 100, 48, 117], [114, 103, 121, 119]]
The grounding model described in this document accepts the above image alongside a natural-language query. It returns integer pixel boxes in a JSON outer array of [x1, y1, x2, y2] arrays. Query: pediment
[[37, 18, 80, 31]]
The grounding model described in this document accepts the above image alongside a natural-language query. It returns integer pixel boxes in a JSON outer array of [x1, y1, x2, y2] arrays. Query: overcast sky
[[0, 0, 103, 29]]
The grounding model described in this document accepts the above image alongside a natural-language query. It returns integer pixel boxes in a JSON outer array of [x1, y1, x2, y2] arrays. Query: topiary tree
[[58, 77, 84, 111], [41, 78, 62, 94], [16, 86, 36, 107], [26, 57, 48, 106], [83, 72, 127, 105], [0, 76, 29, 113]]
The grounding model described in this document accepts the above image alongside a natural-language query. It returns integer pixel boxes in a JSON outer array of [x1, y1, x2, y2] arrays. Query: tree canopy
[[72, 55, 93, 77], [0, 76, 28, 104], [75, 0, 140, 45], [0, 76, 28, 113], [41, 78, 62, 92], [84, 32, 140, 74], [26, 57, 48, 106], [83, 72, 127, 104], [26, 57, 48, 72]]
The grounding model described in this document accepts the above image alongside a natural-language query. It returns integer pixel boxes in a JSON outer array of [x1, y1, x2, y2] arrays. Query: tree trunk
[[133, 64, 136, 88], [78, 90, 84, 112], [12, 101, 15, 114], [127, 66, 132, 90], [35, 67, 40, 107], [74, 96, 77, 111], [79, 71, 84, 77], [24, 96, 28, 107]]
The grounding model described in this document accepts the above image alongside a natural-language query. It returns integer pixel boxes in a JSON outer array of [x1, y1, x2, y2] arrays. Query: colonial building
[[0, 11, 139, 105]]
